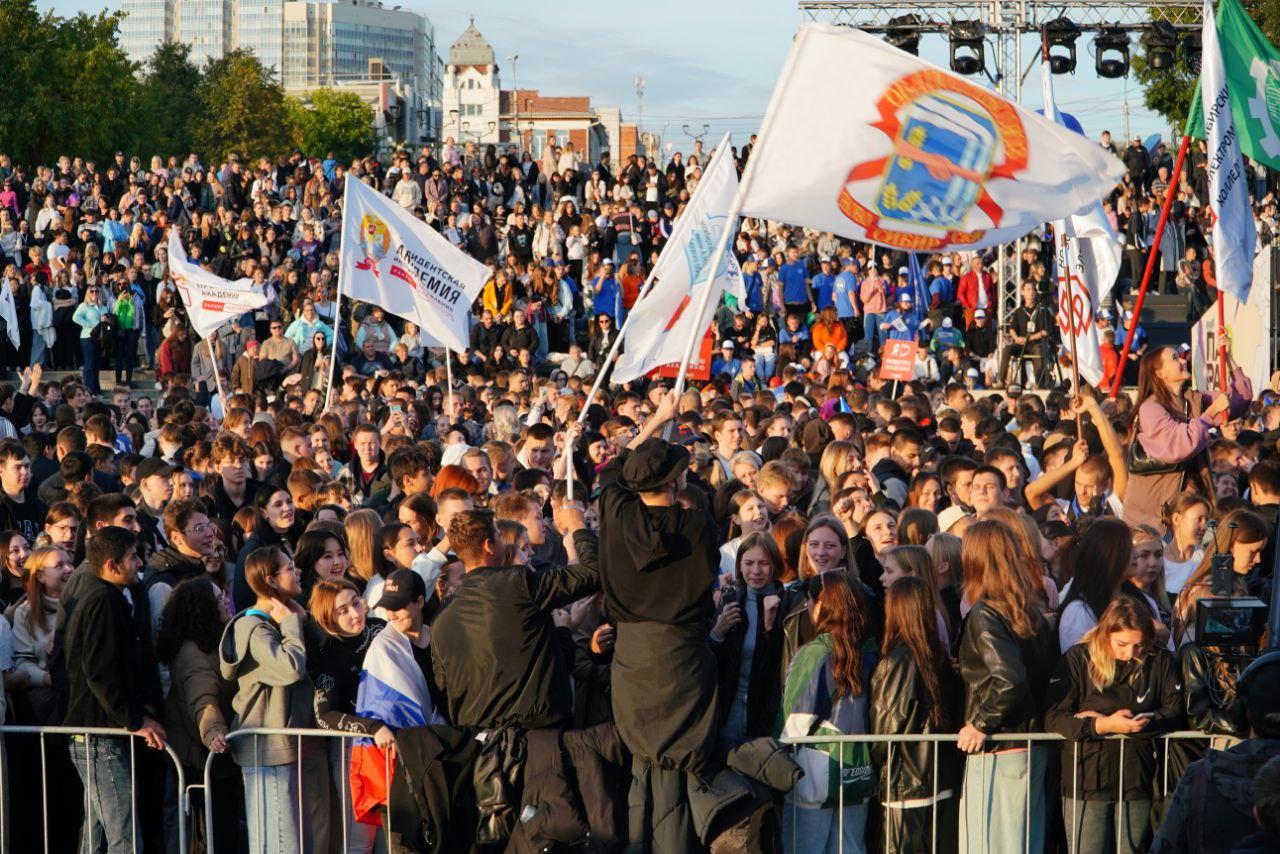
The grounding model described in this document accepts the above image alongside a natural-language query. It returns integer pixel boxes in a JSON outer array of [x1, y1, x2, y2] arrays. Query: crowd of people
[[0, 129, 1275, 854]]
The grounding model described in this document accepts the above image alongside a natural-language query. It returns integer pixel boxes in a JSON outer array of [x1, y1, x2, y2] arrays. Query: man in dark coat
[[430, 506, 597, 730], [597, 389, 720, 776]]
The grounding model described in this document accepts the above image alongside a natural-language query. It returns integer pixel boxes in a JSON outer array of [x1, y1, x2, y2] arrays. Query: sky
[[46, 0, 1176, 154]]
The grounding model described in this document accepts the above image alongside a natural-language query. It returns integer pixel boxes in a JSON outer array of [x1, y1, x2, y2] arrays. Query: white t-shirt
[[1164, 548, 1203, 596]]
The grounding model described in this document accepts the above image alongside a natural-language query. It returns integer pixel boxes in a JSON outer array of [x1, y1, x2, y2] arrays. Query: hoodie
[[1151, 739, 1280, 854], [218, 609, 313, 766]]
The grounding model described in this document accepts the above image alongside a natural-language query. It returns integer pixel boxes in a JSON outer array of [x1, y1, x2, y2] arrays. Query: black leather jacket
[[957, 602, 1058, 739], [1179, 642, 1247, 737], [870, 643, 963, 801], [713, 582, 784, 742]]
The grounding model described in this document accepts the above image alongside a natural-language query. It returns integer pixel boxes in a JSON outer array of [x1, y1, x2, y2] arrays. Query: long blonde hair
[[962, 520, 1043, 639], [1081, 597, 1155, 691], [344, 509, 384, 582], [818, 441, 856, 493]]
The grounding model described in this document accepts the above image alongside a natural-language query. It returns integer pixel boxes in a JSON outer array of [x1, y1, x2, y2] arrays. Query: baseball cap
[[974, 309, 987, 319], [898, 266, 910, 276], [374, 568, 427, 611], [602, 258, 615, 267], [899, 292, 913, 304], [942, 317, 953, 328], [720, 340, 734, 351], [820, 256, 832, 263], [137, 458, 176, 481], [938, 505, 970, 533]]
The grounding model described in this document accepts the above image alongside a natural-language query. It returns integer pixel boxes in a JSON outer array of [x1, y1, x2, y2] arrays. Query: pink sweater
[[1135, 367, 1253, 462]]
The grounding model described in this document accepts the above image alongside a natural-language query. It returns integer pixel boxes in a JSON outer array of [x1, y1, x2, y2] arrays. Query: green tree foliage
[[287, 89, 376, 163], [137, 42, 203, 159], [0, 0, 140, 163], [192, 50, 293, 163]]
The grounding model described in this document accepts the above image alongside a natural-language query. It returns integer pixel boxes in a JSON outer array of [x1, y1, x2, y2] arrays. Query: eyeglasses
[[184, 522, 215, 535], [49, 522, 78, 533]]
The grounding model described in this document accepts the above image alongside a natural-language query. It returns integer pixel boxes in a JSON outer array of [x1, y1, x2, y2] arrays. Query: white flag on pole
[[739, 25, 1126, 252], [1202, 0, 1256, 303], [0, 277, 18, 350], [612, 137, 745, 383], [167, 228, 268, 339], [1042, 59, 1121, 387], [339, 175, 489, 352]]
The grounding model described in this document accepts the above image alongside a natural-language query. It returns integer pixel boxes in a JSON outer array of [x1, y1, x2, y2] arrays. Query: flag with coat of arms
[[738, 25, 1126, 252]]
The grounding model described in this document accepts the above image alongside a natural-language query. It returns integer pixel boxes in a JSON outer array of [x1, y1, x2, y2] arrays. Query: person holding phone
[[1045, 597, 1182, 854]]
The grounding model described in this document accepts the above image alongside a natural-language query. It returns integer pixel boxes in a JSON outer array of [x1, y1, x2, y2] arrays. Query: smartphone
[[389, 403, 402, 414], [1134, 712, 1155, 720]]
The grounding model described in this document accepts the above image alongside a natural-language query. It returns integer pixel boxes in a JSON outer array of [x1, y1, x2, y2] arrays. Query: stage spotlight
[[1044, 18, 1080, 75], [1142, 21, 1178, 70], [1183, 32, 1202, 71], [1095, 28, 1131, 79], [950, 21, 986, 76], [885, 14, 922, 55]]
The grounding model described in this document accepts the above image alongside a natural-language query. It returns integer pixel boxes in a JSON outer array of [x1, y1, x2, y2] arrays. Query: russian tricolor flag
[[350, 625, 444, 824]]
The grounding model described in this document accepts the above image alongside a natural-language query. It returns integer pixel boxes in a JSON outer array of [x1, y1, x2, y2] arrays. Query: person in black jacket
[[1046, 597, 1184, 854], [430, 505, 597, 730], [872, 576, 963, 854], [710, 531, 784, 754], [61, 526, 166, 853], [955, 519, 1058, 854]]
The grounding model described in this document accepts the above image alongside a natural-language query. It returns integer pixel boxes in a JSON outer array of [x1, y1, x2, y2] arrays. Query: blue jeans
[[69, 736, 139, 854], [755, 351, 777, 379], [1067, 798, 1151, 854], [30, 334, 47, 368], [243, 763, 302, 854], [80, 337, 101, 394], [863, 313, 883, 354], [781, 800, 868, 854], [615, 233, 638, 265], [959, 747, 1047, 854]]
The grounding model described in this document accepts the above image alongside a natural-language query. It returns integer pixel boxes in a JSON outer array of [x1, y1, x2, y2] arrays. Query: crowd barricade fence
[[0, 724, 1200, 854], [0, 724, 189, 854], [779, 730, 1218, 854], [204, 727, 394, 854]]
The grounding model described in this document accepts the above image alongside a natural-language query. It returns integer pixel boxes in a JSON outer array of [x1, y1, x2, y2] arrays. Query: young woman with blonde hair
[[1046, 597, 1181, 854]]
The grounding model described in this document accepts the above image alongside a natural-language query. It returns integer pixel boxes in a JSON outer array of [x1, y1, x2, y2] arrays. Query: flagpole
[[1108, 134, 1191, 398], [1217, 290, 1229, 392], [661, 33, 807, 439], [208, 337, 228, 414], [444, 348, 455, 422], [324, 276, 345, 414], [1060, 233, 1084, 433]]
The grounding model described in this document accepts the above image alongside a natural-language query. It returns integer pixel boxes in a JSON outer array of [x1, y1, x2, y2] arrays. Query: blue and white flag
[[612, 134, 745, 383], [1201, 0, 1256, 303]]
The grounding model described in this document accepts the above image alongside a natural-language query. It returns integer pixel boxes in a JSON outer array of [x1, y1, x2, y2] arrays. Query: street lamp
[[508, 53, 520, 151]]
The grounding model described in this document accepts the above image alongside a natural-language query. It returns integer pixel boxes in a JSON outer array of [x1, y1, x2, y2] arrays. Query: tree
[[287, 89, 375, 161], [0, 1, 140, 163], [192, 50, 292, 164], [138, 42, 203, 160]]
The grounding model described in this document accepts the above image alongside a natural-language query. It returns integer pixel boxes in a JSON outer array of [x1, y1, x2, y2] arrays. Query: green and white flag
[[1187, 0, 1280, 171]]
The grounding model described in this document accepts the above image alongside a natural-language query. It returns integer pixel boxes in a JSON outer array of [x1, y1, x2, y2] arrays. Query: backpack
[[114, 293, 135, 331]]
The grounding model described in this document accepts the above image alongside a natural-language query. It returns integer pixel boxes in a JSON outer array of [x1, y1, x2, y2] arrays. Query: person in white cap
[[880, 290, 920, 343]]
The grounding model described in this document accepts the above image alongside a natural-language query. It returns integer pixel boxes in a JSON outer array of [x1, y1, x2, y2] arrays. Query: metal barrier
[[780, 730, 1218, 854], [0, 724, 189, 854], [204, 727, 395, 854]]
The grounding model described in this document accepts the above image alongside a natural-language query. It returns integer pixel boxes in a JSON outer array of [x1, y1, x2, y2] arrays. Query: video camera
[[1195, 520, 1269, 650]]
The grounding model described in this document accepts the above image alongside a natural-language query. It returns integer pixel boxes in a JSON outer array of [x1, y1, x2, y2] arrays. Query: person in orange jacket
[[810, 306, 849, 356]]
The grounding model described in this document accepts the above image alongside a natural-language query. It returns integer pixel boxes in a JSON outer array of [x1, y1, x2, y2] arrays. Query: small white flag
[[1042, 60, 1121, 387], [339, 175, 489, 353], [739, 25, 1126, 252], [612, 137, 745, 383], [167, 229, 269, 339], [1202, 0, 1256, 303]]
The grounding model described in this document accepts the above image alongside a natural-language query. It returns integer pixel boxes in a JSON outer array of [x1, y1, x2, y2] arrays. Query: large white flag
[[1042, 61, 1121, 387], [0, 276, 18, 350], [339, 175, 489, 352], [167, 228, 268, 339], [1202, 0, 1256, 303], [612, 137, 745, 383], [739, 25, 1126, 252]]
